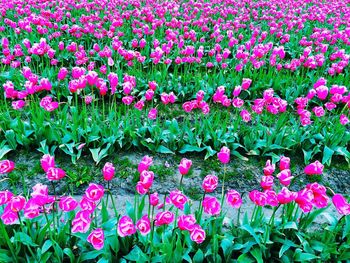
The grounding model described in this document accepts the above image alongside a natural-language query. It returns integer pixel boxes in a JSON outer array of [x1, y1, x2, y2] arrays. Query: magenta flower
[[178, 158, 192, 175], [102, 162, 115, 181], [226, 190, 242, 209], [202, 174, 218, 193], [117, 215, 136, 237], [217, 146, 230, 164], [190, 225, 206, 244], [136, 215, 151, 236], [87, 228, 104, 250], [0, 160, 15, 174], [304, 160, 324, 175], [178, 214, 196, 231]]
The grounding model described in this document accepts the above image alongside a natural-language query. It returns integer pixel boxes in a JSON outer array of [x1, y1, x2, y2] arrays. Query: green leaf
[[12, 232, 38, 247], [193, 249, 204, 263], [240, 224, 260, 245], [63, 248, 75, 262], [179, 144, 204, 154], [41, 240, 52, 254], [0, 144, 12, 159], [124, 246, 148, 262], [251, 248, 263, 263], [279, 239, 297, 258], [237, 253, 254, 263], [80, 250, 104, 261], [232, 150, 248, 161], [322, 146, 334, 165], [294, 252, 319, 261], [156, 145, 174, 154]]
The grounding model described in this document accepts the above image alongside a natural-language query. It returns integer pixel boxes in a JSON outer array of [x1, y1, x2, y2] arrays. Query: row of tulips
[[0, 148, 349, 261]]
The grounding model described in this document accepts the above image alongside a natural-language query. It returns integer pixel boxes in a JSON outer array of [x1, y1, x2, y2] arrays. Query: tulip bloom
[[217, 146, 230, 164], [202, 175, 218, 193], [59, 196, 78, 212], [85, 184, 104, 202], [0, 160, 15, 174], [178, 158, 192, 175], [190, 225, 206, 244], [226, 190, 242, 208], [304, 160, 324, 175], [136, 215, 151, 236], [178, 214, 196, 231], [87, 228, 104, 250], [202, 196, 221, 216], [155, 211, 175, 226], [102, 162, 115, 181], [332, 194, 350, 215], [117, 216, 136, 237]]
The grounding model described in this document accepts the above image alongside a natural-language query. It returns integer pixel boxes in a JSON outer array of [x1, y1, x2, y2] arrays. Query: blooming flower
[[217, 146, 230, 164], [87, 228, 104, 250], [117, 216, 136, 237]]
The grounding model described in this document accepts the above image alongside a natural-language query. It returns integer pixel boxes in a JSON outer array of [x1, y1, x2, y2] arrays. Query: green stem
[[220, 164, 227, 212], [0, 220, 18, 263]]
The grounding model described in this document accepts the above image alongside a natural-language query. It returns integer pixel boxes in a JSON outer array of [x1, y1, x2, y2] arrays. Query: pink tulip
[[71, 211, 91, 233], [226, 190, 242, 208], [332, 194, 350, 215], [178, 214, 196, 231], [260, 176, 274, 190], [295, 188, 314, 213], [340, 114, 349, 125], [12, 100, 26, 110], [202, 175, 218, 193], [233, 86, 242, 97], [249, 190, 267, 206], [59, 196, 78, 212], [276, 169, 294, 186], [265, 190, 279, 207], [313, 106, 325, 117], [139, 170, 154, 189], [102, 162, 115, 181], [136, 182, 149, 195], [202, 196, 221, 216], [46, 167, 66, 181], [145, 89, 154, 101], [240, 109, 251, 122], [178, 158, 192, 175], [8, 196, 26, 212], [0, 190, 13, 205], [23, 199, 40, 219], [190, 225, 206, 244], [80, 196, 96, 213], [0, 160, 15, 174], [277, 187, 297, 204], [316, 85, 328, 100], [138, 155, 153, 173], [279, 156, 290, 170], [148, 108, 157, 120], [136, 215, 151, 236], [31, 183, 54, 206], [217, 146, 230, 164], [87, 228, 104, 250], [304, 160, 324, 175], [40, 154, 55, 172], [169, 190, 188, 210], [85, 184, 104, 202], [263, 160, 275, 176], [1, 206, 18, 225], [117, 215, 136, 237], [155, 211, 175, 226], [149, 193, 159, 206], [242, 78, 252, 90]]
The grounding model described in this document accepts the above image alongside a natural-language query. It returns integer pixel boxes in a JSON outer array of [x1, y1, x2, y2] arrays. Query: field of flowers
[[1, 0, 350, 261]]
